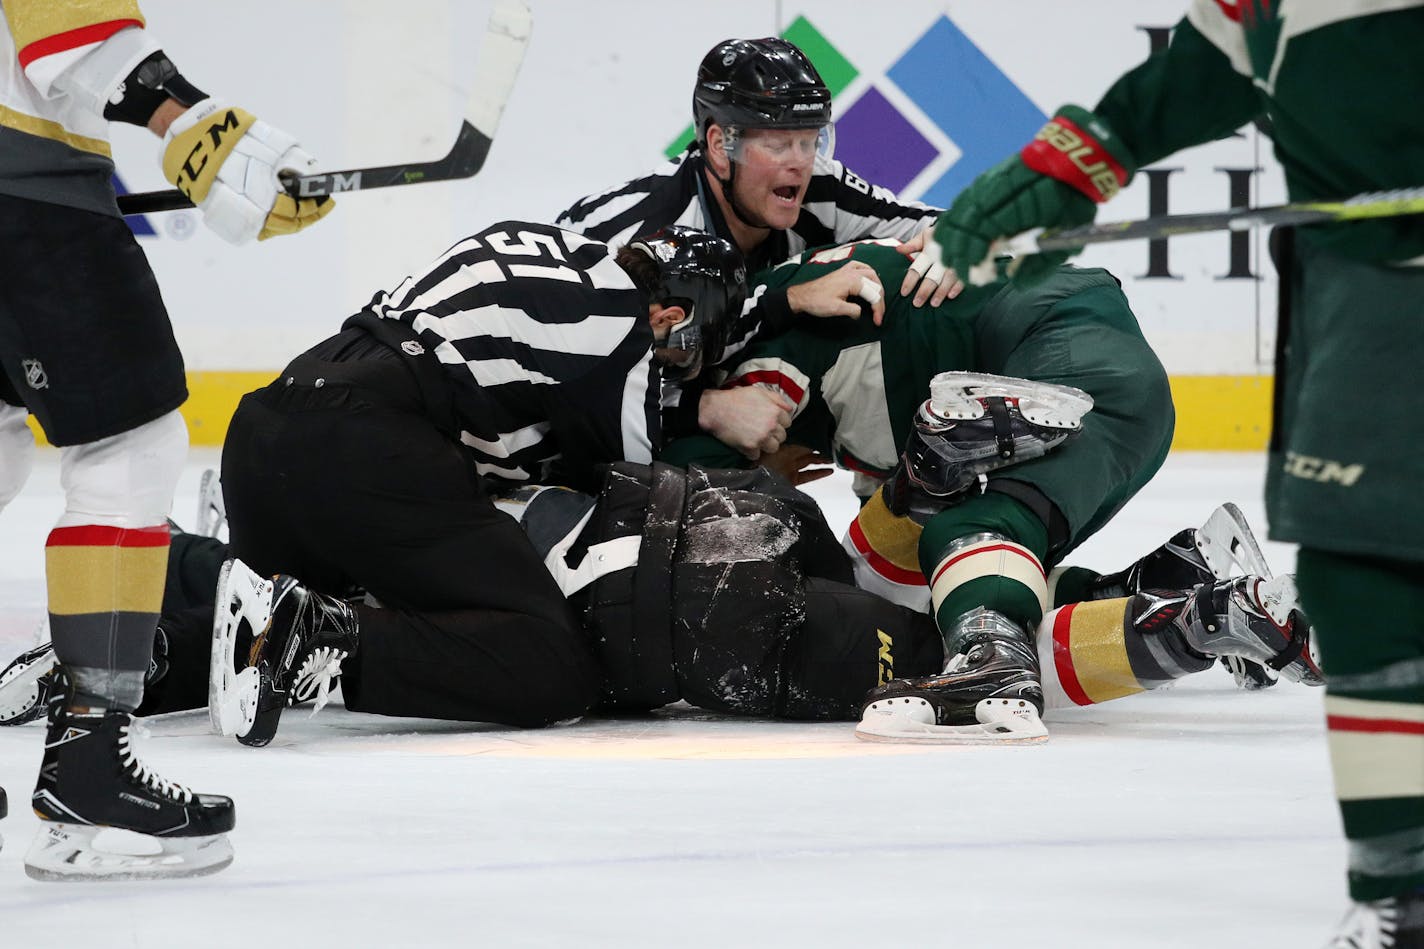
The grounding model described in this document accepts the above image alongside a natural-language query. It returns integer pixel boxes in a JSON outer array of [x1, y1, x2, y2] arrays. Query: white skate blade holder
[[1195, 502, 1273, 581], [927, 371, 1094, 429], [0, 642, 56, 723], [25, 822, 233, 882], [209, 559, 273, 736], [855, 696, 1048, 745]]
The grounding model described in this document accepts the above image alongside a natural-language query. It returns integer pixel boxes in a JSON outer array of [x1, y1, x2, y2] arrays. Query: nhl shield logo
[[22, 359, 48, 390]]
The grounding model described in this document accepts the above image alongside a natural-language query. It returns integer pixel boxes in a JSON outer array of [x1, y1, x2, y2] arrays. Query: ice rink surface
[[0, 449, 1344, 947]]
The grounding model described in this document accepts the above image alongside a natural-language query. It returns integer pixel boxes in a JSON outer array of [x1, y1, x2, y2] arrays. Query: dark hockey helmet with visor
[[693, 38, 834, 162], [630, 225, 748, 379]]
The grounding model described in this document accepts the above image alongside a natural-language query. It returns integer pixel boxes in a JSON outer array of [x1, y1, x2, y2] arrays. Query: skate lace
[[292, 647, 348, 714], [1329, 898, 1400, 949], [118, 720, 194, 804]]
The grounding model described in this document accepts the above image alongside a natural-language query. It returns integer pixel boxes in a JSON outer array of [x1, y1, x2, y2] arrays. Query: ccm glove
[[162, 99, 334, 244], [934, 105, 1136, 284]]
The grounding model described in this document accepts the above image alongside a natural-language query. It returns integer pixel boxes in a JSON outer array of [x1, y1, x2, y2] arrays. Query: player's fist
[[161, 99, 334, 244], [934, 105, 1135, 285]]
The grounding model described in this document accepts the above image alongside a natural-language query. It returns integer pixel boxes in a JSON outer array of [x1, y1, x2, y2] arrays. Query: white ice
[[0, 449, 1345, 946]]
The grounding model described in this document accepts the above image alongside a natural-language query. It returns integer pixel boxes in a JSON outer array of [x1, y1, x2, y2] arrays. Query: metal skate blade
[[24, 823, 234, 881]]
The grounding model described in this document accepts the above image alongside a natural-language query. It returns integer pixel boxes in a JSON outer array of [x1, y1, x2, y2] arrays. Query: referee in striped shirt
[[217, 223, 746, 729]]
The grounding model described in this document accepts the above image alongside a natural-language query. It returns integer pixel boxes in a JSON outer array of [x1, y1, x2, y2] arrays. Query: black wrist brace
[[103, 51, 209, 127]]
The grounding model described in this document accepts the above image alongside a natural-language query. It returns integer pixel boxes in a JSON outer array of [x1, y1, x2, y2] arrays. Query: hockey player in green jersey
[[929, 2, 1424, 943], [668, 238, 1322, 741]]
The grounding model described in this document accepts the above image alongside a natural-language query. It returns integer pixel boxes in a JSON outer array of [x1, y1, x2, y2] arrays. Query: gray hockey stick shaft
[[1000, 186, 1424, 256], [118, 0, 531, 217]]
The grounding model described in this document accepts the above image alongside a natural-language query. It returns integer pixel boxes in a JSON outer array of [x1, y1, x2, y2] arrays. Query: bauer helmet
[[693, 38, 833, 156], [629, 225, 748, 378]]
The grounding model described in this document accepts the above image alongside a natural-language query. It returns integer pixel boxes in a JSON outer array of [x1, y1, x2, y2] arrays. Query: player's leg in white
[[27, 412, 235, 881]]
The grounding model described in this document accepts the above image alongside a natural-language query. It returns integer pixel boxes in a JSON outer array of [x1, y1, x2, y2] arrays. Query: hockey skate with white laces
[[26, 701, 235, 881], [1141, 574, 1324, 686], [1326, 891, 1424, 948], [0, 640, 61, 726], [211, 558, 359, 747], [857, 609, 1048, 744]]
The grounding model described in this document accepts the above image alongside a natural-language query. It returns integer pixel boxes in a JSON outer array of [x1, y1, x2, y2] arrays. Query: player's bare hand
[[698, 386, 795, 460], [758, 443, 835, 486], [896, 224, 964, 307], [785, 261, 886, 325]]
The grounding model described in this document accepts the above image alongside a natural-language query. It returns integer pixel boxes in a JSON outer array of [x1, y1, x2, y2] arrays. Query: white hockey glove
[[161, 99, 334, 244]]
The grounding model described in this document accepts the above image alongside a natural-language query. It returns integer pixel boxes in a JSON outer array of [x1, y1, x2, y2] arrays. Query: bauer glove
[[162, 99, 334, 244], [933, 105, 1136, 285]]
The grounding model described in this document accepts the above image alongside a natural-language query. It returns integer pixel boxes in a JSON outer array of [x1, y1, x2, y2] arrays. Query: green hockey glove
[[934, 105, 1137, 284]]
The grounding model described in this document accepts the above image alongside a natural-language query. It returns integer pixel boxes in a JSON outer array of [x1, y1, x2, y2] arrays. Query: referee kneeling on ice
[[212, 222, 747, 746]]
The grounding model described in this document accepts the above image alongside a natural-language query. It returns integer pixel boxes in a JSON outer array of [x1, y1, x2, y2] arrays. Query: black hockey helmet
[[629, 225, 748, 377], [693, 38, 832, 148]]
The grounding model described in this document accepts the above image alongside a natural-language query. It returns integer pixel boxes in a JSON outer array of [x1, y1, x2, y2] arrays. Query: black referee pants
[[221, 375, 600, 728]]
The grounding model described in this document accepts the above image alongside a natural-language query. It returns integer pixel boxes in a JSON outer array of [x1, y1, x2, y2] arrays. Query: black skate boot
[[25, 700, 235, 881], [211, 559, 359, 747], [856, 608, 1047, 744], [1134, 575, 1324, 686], [1327, 890, 1424, 948]]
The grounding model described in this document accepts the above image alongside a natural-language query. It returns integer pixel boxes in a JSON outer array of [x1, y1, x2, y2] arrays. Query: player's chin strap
[[701, 151, 774, 233]]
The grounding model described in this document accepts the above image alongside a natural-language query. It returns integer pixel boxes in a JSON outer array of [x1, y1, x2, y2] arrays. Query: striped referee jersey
[[357, 221, 661, 489]]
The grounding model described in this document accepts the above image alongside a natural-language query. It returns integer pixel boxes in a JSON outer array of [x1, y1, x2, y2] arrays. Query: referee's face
[[730, 128, 818, 230]]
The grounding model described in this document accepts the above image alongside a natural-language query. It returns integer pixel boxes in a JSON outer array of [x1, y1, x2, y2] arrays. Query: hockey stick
[[117, 0, 532, 217], [985, 186, 1424, 259]]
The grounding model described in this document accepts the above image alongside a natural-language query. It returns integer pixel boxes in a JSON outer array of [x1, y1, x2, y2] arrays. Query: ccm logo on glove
[[164, 103, 253, 204]]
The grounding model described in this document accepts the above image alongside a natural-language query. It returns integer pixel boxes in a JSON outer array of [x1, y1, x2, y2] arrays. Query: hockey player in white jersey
[[1, 0, 331, 879]]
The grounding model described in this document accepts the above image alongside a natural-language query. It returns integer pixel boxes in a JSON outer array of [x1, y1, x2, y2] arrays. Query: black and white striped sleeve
[[555, 153, 706, 248], [793, 155, 941, 252]]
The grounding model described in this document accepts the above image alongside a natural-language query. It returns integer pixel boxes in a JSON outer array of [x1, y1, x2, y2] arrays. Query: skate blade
[[0, 645, 56, 725], [196, 468, 227, 539], [855, 697, 1049, 745], [24, 822, 233, 882], [218, 666, 263, 739], [210, 558, 274, 735], [928, 371, 1094, 428], [1197, 502, 1272, 580]]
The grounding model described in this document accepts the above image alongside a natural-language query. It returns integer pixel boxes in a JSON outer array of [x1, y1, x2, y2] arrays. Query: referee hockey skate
[[1137, 574, 1325, 686], [857, 609, 1048, 744], [26, 700, 234, 881], [211, 558, 359, 747]]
